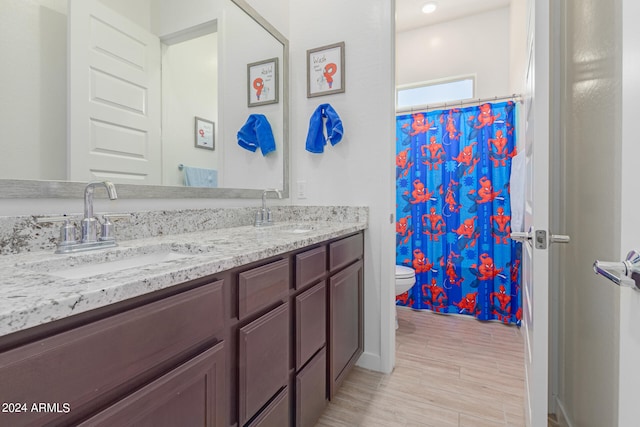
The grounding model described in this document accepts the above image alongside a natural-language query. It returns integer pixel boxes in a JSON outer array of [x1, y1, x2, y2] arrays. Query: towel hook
[[178, 164, 184, 170]]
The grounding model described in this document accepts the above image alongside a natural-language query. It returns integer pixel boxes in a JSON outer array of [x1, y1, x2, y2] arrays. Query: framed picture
[[307, 41, 345, 98], [194, 117, 215, 150], [247, 57, 279, 107]]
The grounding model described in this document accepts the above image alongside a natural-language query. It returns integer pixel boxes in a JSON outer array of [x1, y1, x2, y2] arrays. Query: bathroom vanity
[[0, 217, 365, 427]]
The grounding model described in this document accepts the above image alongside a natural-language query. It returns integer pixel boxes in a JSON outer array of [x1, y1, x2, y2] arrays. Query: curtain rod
[[396, 93, 523, 115]]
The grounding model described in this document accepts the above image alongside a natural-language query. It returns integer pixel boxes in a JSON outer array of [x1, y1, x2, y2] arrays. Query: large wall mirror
[[0, 0, 288, 199]]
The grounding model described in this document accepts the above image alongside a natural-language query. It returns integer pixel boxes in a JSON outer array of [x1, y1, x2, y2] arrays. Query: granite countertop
[[0, 220, 366, 338]]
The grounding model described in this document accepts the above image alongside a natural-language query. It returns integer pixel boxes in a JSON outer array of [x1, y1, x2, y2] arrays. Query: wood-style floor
[[316, 307, 525, 427]]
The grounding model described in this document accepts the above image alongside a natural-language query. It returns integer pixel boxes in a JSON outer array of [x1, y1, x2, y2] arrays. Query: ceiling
[[396, 0, 511, 33]]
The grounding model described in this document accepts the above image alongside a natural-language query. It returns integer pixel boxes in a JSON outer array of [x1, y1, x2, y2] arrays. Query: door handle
[[550, 234, 570, 244], [510, 231, 531, 242], [510, 229, 570, 249], [510, 229, 545, 248], [594, 249, 640, 290]]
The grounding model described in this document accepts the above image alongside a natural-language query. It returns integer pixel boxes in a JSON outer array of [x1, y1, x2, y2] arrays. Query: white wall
[[218, 0, 284, 190], [0, 0, 67, 180], [396, 7, 510, 99], [162, 33, 219, 186], [246, 0, 289, 39], [150, 0, 216, 37], [288, 0, 396, 372], [558, 0, 621, 425], [509, 0, 527, 95]]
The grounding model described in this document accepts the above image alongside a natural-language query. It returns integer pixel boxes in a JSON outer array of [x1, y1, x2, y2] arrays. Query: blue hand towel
[[237, 114, 276, 156], [183, 166, 218, 188], [305, 104, 344, 153]]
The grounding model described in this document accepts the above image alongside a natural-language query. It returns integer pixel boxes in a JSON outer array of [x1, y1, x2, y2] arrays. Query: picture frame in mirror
[[247, 57, 279, 107], [195, 117, 215, 150]]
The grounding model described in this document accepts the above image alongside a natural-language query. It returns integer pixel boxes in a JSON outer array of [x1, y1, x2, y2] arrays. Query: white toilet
[[395, 265, 416, 296], [395, 265, 416, 329]]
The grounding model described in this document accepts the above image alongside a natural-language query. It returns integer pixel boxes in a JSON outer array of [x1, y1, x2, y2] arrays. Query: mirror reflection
[[0, 0, 286, 195]]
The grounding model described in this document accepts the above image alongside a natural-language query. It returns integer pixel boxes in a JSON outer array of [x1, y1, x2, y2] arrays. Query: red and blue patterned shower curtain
[[395, 101, 522, 325]]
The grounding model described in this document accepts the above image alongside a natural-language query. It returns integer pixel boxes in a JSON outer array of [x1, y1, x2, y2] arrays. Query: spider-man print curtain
[[395, 101, 522, 325]]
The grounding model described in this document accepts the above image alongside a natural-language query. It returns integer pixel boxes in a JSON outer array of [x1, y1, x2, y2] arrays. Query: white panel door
[[512, 1, 552, 426], [618, 0, 640, 424], [68, 0, 161, 184]]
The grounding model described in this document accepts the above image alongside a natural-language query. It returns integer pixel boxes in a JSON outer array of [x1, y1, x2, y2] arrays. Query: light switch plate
[[297, 180, 307, 199]]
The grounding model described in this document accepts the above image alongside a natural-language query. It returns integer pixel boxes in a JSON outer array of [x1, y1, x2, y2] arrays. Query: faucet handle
[[36, 216, 78, 246], [100, 214, 131, 242]]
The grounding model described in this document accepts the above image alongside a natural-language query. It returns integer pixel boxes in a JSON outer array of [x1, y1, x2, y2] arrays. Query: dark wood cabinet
[[329, 233, 364, 272], [328, 234, 364, 400], [238, 303, 289, 426], [0, 279, 225, 427], [238, 258, 289, 320], [0, 231, 364, 427], [295, 246, 326, 290], [295, 348, 327, 427], [295, 281, 326, 370], [79, 341, 226, 427], [245, 388, 290, 427]]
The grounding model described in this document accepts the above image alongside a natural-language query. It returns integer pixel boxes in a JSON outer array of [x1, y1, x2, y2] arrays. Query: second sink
[[47, 251, 194, 280]]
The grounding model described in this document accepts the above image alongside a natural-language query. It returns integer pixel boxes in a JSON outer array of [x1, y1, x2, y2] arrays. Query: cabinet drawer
[[79, 341, 226, 427], [295, 282, 326, 370], [246, 387, 289, 427], [0, 280, 224, 427], [296, 348, 327, 427], [329, 233, 363, 272], [295, 246, 326, 289], [239, 258, 289, 319], [239, 303, 289, 426]]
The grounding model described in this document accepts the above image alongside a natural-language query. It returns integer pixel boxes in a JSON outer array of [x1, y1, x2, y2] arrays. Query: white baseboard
[[355, 351, 387, 373]]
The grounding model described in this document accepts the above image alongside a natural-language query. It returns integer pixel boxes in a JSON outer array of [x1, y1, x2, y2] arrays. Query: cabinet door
[[328, 260, 363, 399], [296, 348, 327, 427], [329, 233, 363, 272], [0, 280, 224, 427], [245, 387, 289, 427], [295, 246, 326, 290], [79, 341, 226, 427], [239, 303, 289, 425], [238, 259, 289, 320], [295, 281, 326, 370]]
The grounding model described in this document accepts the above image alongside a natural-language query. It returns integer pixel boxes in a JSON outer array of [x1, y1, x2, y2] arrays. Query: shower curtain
[[395, 101, 522, 325]]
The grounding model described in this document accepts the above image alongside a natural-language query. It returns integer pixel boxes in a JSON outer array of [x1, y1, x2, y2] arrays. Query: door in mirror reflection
[[69, 0, 220, 187], [69, 0, 162, 184]]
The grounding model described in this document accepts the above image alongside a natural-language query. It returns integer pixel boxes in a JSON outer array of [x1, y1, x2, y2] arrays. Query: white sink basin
[[47, 251, 193, 280], [287, 227, 313, 234], [268, 223, 319, 234]]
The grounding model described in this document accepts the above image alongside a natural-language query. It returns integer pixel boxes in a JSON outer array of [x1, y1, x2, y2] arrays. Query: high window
[[396, 77, 474, 110]]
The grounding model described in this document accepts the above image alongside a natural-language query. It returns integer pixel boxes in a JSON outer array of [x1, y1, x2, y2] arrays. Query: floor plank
[[316, 307, 525, 426]]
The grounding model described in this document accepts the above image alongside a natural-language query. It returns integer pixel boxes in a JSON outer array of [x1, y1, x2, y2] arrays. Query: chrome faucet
[[255, 188, 282, 226], [37, 181, 129, 253], [81, 181, 118, 243]]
